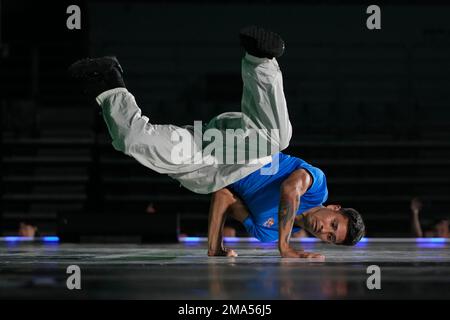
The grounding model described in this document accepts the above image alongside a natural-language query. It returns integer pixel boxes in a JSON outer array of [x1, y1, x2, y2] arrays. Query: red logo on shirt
[[263, 218, 275, 228]]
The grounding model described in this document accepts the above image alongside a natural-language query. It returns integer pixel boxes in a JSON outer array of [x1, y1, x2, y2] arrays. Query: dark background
[[1, 0, 449, 238]]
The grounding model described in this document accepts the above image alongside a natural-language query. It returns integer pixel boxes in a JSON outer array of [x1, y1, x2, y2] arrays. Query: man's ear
[[326, 204, 341, 211]]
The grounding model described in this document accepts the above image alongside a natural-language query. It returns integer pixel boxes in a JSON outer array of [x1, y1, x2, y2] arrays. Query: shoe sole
[[239, 26, 285, 58], [68, 56, 123, 79]]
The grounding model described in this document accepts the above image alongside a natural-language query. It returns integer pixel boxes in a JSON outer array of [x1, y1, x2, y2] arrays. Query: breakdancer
[[69, 26, 365, 259]]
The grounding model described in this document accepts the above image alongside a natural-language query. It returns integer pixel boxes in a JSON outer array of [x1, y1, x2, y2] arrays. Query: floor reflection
[[1, 241, 449, 299]]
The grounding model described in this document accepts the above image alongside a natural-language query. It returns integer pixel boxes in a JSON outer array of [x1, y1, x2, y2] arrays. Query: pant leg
[[95, 54, 292, 192], [241, 53, 292, 150], [204, 53, 292, 161], [96, 88, 205, 174]]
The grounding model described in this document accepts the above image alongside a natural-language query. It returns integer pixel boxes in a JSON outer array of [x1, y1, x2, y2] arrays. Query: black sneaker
[[68, 56, 126, 98], [239, 26, 285, 59]]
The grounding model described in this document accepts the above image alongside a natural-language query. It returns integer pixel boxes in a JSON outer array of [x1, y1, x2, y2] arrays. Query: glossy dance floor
[[0, 238, 449, 299]]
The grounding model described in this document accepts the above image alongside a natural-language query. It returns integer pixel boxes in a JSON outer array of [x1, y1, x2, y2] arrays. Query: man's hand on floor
[[280, 246, 325, 260], [208, 248, 238, 257]]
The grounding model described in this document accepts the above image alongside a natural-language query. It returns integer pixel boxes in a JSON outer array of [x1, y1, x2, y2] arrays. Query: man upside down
[[69, 26, 365, 259]]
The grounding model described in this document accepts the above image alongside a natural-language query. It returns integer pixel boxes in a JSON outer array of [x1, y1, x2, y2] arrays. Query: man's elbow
[[280, 181, 301, 200], [212, 188, 235, 206]]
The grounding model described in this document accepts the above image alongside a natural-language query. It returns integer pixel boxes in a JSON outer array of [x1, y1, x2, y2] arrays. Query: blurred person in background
[[410, 197, 449, 238], [18, 222, 38, 237], [223, 225, 237, 238]]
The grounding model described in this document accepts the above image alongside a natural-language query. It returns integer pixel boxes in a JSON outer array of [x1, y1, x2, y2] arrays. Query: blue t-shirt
[[228, 152, 328, 242]]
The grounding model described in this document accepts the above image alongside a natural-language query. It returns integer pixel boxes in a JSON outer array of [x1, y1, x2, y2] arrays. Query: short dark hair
[[340, 208, 365, 246]]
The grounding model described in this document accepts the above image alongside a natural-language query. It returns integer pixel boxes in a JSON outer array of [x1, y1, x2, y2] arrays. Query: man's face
[[303, 205, 349, 244]]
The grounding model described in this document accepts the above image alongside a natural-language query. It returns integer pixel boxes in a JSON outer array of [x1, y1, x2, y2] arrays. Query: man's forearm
[[208, 209, 226, 254], [411, 210, 423, 237], [207, 190, 232, 254], [278, 193, 300, 252]]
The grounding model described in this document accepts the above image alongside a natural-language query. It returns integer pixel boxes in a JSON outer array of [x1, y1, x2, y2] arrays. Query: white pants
[[96, 54, 292, 194]]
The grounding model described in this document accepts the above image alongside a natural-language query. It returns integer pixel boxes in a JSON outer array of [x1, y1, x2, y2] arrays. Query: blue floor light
[[43, 236, 60, 243], [2, 236, 60, 243]]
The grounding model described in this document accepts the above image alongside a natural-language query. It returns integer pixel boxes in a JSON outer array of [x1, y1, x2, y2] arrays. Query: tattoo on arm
[[279, 200, 294, 228], [278, 196, 299, 245], [278, 170, 308, 251]]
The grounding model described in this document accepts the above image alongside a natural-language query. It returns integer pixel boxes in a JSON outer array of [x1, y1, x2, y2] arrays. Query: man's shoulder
[[279, 153, 323, 174]]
